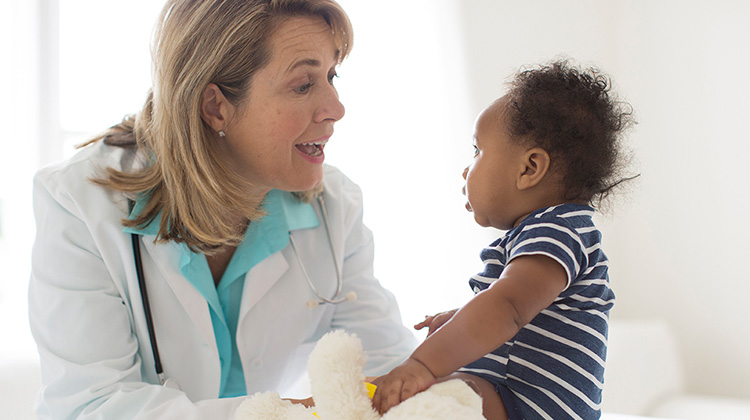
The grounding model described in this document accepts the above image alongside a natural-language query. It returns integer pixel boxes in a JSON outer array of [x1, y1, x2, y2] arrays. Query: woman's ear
[[517, 147, 551, 190], [200, 83, 234, 133]]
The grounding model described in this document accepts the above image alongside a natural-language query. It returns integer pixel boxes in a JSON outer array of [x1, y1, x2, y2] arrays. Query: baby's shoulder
[[508, 203, 600, 252]]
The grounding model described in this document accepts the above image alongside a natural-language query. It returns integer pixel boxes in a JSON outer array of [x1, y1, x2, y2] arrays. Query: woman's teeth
[[296, 141, 325, 157]]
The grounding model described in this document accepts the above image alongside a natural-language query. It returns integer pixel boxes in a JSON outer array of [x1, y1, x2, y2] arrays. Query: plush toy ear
[[517, 147, 551, 190], [308, 330, 381, 420]]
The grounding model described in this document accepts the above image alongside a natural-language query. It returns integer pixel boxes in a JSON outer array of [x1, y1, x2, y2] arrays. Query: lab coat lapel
[[141, 239, 216, 347], [239, 250, 289, 318]]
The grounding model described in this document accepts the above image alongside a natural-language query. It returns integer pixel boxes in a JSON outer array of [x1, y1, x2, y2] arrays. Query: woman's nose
[[314, 85, 345, 123]]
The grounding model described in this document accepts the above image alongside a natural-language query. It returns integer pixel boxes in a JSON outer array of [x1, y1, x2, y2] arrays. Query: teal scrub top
[[124, 190, 320, 397]]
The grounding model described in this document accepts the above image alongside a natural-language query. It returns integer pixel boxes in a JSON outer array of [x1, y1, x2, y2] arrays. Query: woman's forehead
[[268, 16, 337, 64]]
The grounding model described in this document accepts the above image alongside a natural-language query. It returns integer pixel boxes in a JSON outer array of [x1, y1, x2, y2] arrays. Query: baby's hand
[[371, 357, 436, 414], [414, 309, 458, 336]]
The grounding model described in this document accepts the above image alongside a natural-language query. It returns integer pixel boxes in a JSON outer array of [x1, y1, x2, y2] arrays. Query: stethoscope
[[129, 194, 355, 386], [289, 195, 357, 309]]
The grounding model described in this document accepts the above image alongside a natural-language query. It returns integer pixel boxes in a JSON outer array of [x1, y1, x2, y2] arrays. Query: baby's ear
[[517, 147, 551, 190]]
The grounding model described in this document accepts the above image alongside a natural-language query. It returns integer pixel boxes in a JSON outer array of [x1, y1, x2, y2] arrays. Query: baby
[[372, 59, 635, 420]]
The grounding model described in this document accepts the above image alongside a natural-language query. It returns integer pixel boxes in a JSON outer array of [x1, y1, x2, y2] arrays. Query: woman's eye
[[295, 82, 314, 94], [473, 144, 479, 156], [328, 71, 338, 85]]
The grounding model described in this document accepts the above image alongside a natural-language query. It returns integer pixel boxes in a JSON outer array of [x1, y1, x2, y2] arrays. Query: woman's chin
[[287, 173, 324, 194]]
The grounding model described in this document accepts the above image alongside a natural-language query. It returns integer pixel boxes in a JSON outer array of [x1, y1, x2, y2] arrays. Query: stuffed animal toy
[[234, 330, 485, 420]]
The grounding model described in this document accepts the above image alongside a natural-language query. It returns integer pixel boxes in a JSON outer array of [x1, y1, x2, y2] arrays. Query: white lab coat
[[28, 141, 417, 420]]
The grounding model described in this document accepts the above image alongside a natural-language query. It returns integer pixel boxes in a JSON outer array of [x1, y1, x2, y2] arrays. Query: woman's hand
[[283, 396, 315, 408], [283, 377, 380, 409], [371, 357, 437, 414], [414, 309, 458, 336]]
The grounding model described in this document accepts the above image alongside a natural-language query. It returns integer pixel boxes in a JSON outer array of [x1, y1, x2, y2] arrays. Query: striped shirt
[[460, 204, 614, 420]]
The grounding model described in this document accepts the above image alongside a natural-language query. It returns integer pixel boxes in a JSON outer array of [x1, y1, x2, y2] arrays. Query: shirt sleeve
[[506, 217, 589, 289]]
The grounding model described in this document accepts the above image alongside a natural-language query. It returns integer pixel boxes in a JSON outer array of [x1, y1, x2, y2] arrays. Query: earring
[[218, 130, 226, 138]]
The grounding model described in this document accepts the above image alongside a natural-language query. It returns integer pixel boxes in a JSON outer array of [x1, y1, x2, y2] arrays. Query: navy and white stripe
[[461, 204, 614, 420]]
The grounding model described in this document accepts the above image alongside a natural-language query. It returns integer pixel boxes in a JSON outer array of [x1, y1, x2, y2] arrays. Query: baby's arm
[[372, 254, 567, 413]]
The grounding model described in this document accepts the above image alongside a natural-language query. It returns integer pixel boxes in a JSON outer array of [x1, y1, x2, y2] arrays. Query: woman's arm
[[29, 167, 244, 420]]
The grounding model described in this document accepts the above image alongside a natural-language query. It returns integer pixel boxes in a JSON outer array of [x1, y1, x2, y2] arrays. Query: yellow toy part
[[366, 382, 377, 399]]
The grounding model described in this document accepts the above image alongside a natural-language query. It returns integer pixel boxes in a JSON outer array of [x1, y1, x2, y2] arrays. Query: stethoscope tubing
[[129, 200, 165, 385], [289, 195, 346, 305]]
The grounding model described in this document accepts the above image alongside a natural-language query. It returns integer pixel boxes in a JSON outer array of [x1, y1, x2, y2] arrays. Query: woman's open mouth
[[295, 140, 325, 157], [295, 137, 329, 164]]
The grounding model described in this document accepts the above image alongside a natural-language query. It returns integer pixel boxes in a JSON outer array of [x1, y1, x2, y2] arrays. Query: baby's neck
[[510, 191, 584, 229]]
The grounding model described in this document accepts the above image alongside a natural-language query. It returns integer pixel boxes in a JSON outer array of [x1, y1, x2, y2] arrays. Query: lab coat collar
[[239, 251, 290, 316], [232, 190, 320, 319], [219, 189, 319, 285]]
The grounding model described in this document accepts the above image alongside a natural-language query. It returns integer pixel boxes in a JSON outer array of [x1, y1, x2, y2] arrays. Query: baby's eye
[[295, 82, 315, 94], [473, 144, 479, 156]]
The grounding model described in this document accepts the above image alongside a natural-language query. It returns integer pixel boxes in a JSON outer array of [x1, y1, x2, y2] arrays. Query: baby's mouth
[[296, 140, 326, 157]]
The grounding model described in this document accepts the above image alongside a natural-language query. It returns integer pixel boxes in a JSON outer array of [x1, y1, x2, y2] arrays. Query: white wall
[[331, 0, 486, 333], [450, 0, 750, 400], [336, 0, 750, 401]]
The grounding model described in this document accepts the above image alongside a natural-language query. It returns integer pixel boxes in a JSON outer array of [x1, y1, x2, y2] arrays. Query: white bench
[[601, 318, 750, 419]]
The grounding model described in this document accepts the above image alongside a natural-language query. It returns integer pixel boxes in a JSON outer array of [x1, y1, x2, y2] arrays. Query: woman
[[28, 1, 416, 418]]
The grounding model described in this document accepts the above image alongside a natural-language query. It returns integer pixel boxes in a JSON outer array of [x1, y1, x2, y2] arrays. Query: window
[[58, 0, 164, 155]]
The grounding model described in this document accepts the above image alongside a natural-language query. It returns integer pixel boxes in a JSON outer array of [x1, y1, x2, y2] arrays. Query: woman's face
[[220, 16, 345, 194]]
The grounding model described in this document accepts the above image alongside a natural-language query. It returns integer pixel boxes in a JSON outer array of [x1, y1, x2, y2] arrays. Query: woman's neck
[[207, 245, 238, 286]]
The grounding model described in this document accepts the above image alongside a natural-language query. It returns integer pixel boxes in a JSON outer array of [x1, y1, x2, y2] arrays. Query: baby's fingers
[[373, 381, 404, 414], [372, 387, 382, 413], [414, 315, 434, 330], [428, 309, 458, 335]]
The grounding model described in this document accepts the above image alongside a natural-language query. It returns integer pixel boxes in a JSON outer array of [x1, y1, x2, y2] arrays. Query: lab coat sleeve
[[325, 171, 418, 376], [28, 169, 243, 420]]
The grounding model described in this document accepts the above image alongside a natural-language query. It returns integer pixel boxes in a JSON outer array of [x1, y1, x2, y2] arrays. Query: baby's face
[[462, 97, 528, 230]]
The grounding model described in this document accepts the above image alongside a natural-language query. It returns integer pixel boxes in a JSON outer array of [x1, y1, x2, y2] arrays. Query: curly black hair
[[505, 59, 636, 206]]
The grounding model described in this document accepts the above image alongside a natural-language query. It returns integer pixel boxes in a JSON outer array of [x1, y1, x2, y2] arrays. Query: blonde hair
[[85, 0, 352, 254]]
